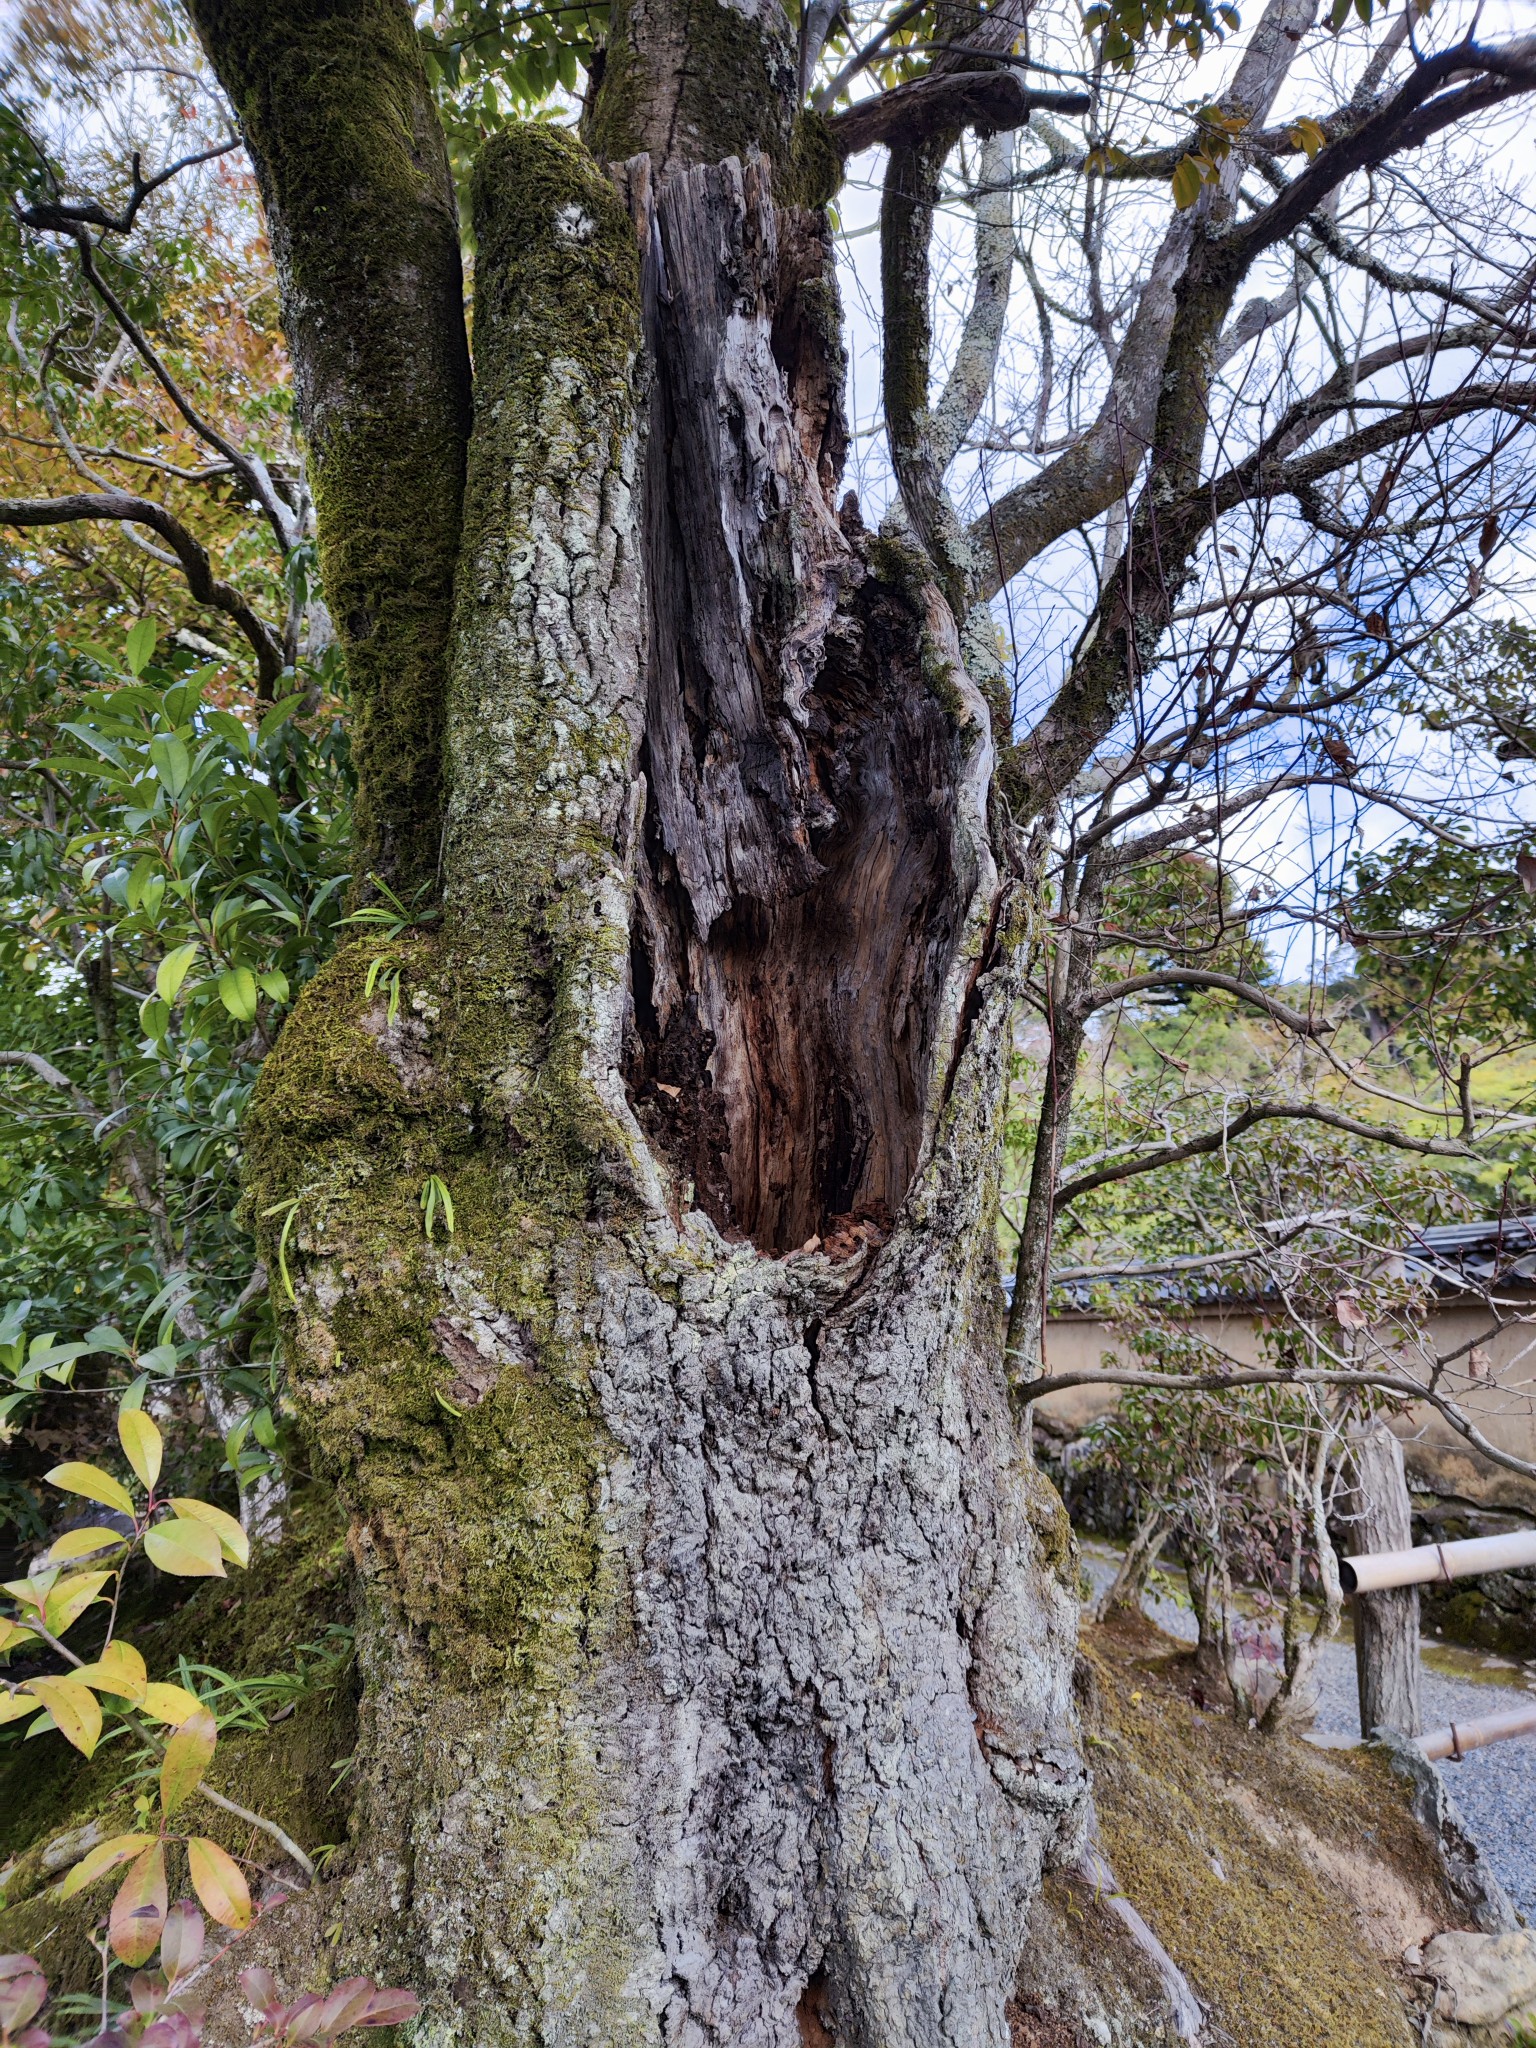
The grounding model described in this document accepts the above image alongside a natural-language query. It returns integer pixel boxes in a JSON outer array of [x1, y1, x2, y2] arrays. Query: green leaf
[[46, 1460, 135, 1515], [169, 1496, 250, 1568], [256, 968, 290, 1004], [155, 944, 200, 1005], [160, 1705, 217, 1815], [149, 733, 191, 797], [124, 618, 159, 676], [46, 1525, 128, 1565], [216, 965, 259, 1022], [144, 1518, 226, 1578]]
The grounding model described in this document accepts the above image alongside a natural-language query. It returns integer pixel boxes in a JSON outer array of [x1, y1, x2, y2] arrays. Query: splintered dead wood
[[617, 154, 986, 1254]]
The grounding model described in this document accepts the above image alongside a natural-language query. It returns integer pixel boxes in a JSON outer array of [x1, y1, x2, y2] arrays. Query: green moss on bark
[[584, 0, 798, 177], [186, 0, 472, 897]]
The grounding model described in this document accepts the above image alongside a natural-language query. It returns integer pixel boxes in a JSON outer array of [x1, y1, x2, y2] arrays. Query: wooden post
[[1348, 1422, 1422, 1738]]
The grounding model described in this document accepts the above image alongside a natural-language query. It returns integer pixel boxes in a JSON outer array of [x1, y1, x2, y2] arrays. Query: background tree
[[3, 0, 1536, 2042]]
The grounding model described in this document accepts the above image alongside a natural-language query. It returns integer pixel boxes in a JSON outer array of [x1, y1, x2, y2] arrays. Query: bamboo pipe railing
[[1418, 1703, 1536, 1762], [1339, 1528, 1536, 1595]]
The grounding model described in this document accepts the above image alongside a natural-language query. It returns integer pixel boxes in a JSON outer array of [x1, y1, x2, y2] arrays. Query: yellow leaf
[[169, 1498, 249, 1569], [0, 1690, 36, 1724], [61, 1833, 159, 1898], [110, 1841, 168, 1965], [46, 1461, 135, 1517], [186, 1837, 251, 1930], [23, 1675, 103, 1757], [160, 1707, 217, 1816], [143, 1519, 225, 1579], [43, 1570, 115, 1639], [0, 1618, 39, 1655], [1171, 153, 1205, 210], [118, 1409, 163, 1492], [75, 1638, 148, 1705], [2, 1572, 52, 1614], [46, 1525, 128, 1565], [140, 1681, 205, 1726]]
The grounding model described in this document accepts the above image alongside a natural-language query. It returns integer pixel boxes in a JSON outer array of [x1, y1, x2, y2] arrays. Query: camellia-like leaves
[[0, 1954, 48, 2032], [45, 1462, 135, 1516], [140, 1682, 205, 1727], [118, 1409, 163, 1492], [159, 1902, 205, 1985], [143, 1520, 225, 1579], [61, 1835, 160, 1899], [23, 1677, 102, 1757], [167, 1498, 249, 1569], [46, 1526, 128, 1565], [109, 1843, 168, 1966], [43, 1571, 114, 1639], [185, 1838, 250, 1930], [75, 1639, 148, 1705], [160, 1709, 217, 1817]]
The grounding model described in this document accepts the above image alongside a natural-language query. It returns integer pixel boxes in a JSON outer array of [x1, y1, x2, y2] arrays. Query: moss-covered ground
[[1082, 1609, 1464, 2047]]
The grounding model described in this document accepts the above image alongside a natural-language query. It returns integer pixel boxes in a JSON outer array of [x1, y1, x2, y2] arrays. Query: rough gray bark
[[244, 115, 1087, 2048], [1348, 1421, 1422, 1738]]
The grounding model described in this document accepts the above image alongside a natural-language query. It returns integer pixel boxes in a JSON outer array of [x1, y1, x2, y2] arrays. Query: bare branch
[[1054, 1102, 1477, 1207], [0, 490, 284, 692], [0, 1048, 105, 1122], [16, 136, 240, 238], [1083, 968, 1334, 1035]]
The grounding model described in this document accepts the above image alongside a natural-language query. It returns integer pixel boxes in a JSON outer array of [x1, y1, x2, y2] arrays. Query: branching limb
[[0, 490, 284, 693], [828, 71, 1088, 155], [18, 136, 240, 237], [1054, 1102, 1477, 1208]]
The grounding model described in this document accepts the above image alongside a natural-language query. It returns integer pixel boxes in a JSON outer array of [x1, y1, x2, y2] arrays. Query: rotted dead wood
[[621, 153, 986, 1252]]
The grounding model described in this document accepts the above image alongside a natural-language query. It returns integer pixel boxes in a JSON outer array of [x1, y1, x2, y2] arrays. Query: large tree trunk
[[204, 5, 1086, 2040]]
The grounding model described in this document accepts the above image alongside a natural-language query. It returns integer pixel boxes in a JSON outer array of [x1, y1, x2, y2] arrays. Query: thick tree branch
[[0, 490, 284, 692], [829, 70, 1087, 155], [186, 0, 472, 896], [930, 130, 1015, 471]]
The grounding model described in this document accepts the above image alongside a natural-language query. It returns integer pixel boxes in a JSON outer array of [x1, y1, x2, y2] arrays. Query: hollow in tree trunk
[[188, 2, 1090, 2039]]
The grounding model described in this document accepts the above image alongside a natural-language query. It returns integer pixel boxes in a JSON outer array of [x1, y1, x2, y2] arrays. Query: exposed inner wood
[[624, 157, 969, 1252]]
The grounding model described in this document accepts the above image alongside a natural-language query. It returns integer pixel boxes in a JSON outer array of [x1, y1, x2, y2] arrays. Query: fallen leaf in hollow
[[1334, 1294, 1369, 1329], [1480, 513, 1500, 560], [1516, 853, 1536, 896]]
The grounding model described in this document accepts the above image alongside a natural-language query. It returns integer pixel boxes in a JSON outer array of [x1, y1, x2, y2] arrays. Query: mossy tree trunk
[[192, 4, 1087, 2041]]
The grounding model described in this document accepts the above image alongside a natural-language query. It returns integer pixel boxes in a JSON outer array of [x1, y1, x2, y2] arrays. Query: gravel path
[[1080, 1543, 1536, 1922]]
